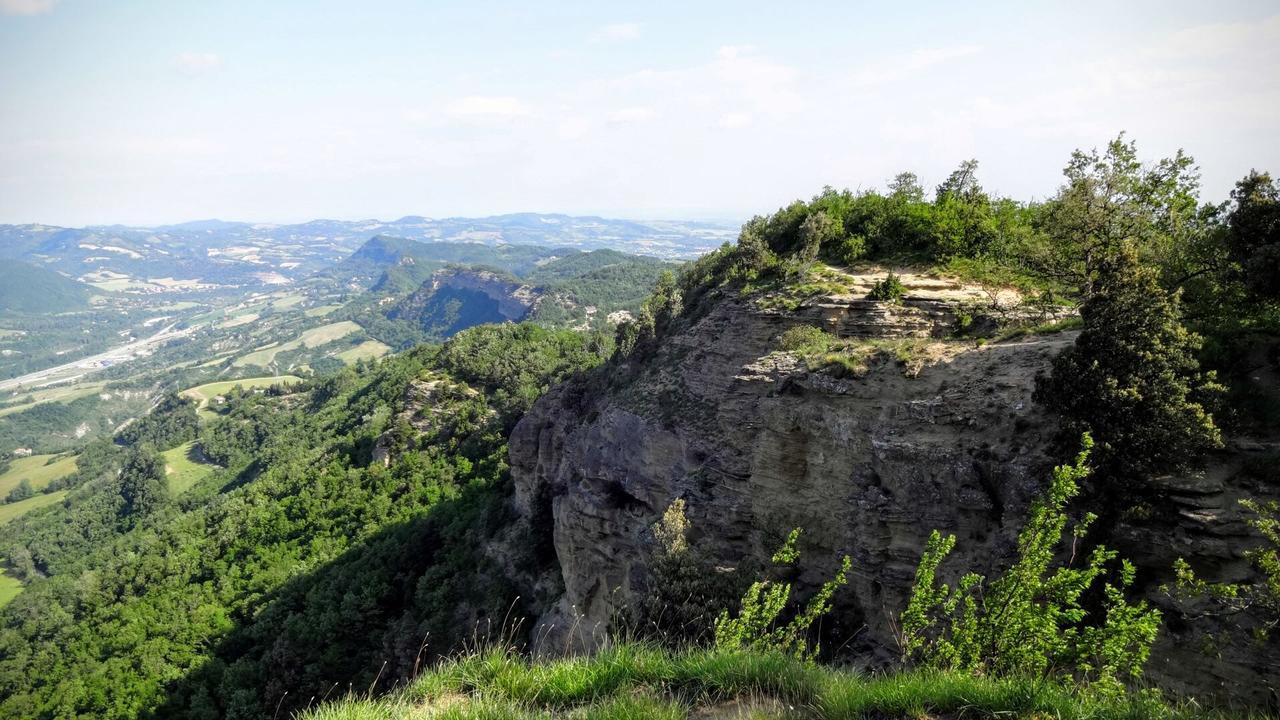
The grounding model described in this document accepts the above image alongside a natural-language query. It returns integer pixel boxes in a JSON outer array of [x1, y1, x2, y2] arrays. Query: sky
[[0, 0, 1277, 227]]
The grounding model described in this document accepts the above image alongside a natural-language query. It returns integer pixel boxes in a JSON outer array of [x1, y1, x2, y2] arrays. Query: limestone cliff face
[[508, 273, 1065, 656], [391, 268, 543, 326], [504, 270, 1278, 703]]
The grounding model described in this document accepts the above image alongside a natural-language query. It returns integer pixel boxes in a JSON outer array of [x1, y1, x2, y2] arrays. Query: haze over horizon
[[2, 0, 1277, 227]]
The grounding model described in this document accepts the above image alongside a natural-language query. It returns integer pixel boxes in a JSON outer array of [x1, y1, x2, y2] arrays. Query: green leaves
[[714, 528, 851, 661], [1035, 246, 1223, 484], [899, 437, 1161, 696]]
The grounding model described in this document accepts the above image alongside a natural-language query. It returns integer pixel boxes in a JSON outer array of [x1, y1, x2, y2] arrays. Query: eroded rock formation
[[504, 270, 1278, 703]]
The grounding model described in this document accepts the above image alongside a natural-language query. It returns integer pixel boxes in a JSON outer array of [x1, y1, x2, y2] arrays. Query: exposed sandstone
[[503, 270, 1277, 703]]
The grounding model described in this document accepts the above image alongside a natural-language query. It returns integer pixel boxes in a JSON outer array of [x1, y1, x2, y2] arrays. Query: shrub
[[778, 325, 832, 355], [1166, 498, 1280, 644], [867, 271, 907, 303], [4, 478, 34, 503], [829, 234, 867, 265], [899, 435, 1160, 697], [714, 529, 851, 661], [638, 500, 740, 644]]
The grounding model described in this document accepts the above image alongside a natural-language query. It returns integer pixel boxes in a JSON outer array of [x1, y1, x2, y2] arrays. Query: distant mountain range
[[0, 213, 736, 293]]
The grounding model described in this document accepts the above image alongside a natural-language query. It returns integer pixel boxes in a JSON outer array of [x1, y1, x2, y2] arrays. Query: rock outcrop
[[392, 268, 542, 324], [504, 269, 1278, 704], [508, 272, 1064, 651]]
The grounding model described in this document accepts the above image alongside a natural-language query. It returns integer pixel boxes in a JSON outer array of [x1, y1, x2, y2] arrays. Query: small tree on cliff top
[[1034, 246, 1222, 484]]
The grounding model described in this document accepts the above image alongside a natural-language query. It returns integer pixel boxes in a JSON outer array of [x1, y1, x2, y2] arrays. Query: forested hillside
[[0, 324, 611, 719], [0, 260, 91, 313]]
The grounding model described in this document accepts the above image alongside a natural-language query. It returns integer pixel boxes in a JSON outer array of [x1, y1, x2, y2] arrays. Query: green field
[[234, 320, 363, 367], [0, 382, 107, 418], [270, 294, 305, 310], [155, 301, 203, 311], [304, 304, 342, 317], [0, 568, 20, 609], [218, 313, 259, 329], [194, 352, 236, 369], [162, 441, 217, 494], [0, 453, 78, 496], [182, 375, 303, 415], [88, 277, 158, 292], [0, 490, 67, 524], [334, 340, 391, 364]]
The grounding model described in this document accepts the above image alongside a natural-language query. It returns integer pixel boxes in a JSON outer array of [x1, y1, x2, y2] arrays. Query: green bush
[[778, 324, 832, 354], [900, 435, 1161, 697], [637, 500, 741, 644], [867, 271, 907, 303], [1034, 247, 1223, 484], [713, 529, 851, 661]]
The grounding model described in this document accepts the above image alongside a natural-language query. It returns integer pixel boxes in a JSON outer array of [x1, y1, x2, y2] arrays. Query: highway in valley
[[0, 322, 193, 393]]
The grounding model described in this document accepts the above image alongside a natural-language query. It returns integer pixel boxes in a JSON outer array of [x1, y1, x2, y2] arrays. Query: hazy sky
[[1, 0, 1277, 226]]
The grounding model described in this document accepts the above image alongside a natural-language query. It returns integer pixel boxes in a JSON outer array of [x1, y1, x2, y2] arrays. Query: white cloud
[[557, 116, 593, 141], [850, 44, 983, 87], [591, 22, 641, 43], [446, 95, 531, 118], [607, 106, 656, 124], [0, 0, 55, 15], [174, 52, 222, 74], [718, 112, 752, 129]]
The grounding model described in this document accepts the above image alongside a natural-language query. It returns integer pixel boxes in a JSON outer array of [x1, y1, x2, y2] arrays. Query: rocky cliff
[[388, 268, 549, 338], [505, 268, 1278, 703]]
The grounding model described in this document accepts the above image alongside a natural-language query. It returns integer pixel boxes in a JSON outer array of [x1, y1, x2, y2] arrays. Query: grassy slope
[[234, 320, 362, 366], [335, 340, 392, 364], [0, 260, 91, 312], [0, 490, 67, 524], [0, 453, 78, 495], [161, 441, 217, 494], [0, 568, 21, 609], [182, 375, 303, 401], [0, 382, 107, 418], [301, 645, 1229, 720], [182, 375, 302, 419]]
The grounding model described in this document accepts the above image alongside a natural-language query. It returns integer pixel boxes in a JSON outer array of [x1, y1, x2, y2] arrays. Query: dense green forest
[[0, 260, 91, 313], [0, 323, 609, 719], [0, 136, 1276, 719]]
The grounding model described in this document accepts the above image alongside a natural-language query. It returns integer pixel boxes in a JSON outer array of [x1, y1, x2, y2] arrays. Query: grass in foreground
[[298, 644, 1236, 720]]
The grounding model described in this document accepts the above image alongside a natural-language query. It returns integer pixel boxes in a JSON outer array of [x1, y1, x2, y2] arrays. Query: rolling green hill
[[0, 260, 91, 313]]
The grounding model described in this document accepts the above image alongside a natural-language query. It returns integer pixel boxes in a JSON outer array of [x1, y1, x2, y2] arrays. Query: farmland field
[[270, 293, 305, 310], [304, 304, 342, 317], [0, 453, 78, 496], [234, 320, 362, 367], [0, 490, 68, 524], [334, 340, 391, 364], [0, 382, 107, 418], [182, 375, 302, 411]]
